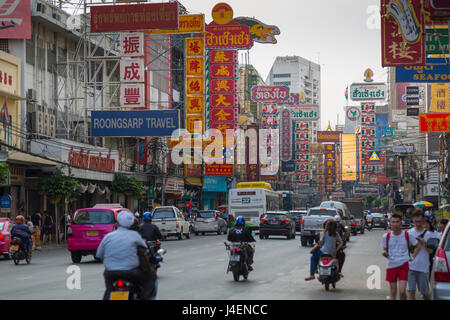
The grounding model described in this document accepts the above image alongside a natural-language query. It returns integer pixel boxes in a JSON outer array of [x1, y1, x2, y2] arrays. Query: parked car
[[68, 204, 130, 263], [431, 222, 450, 300], [193, 210, 227, 235], [259, 211, 296, 240], [289, 210, 307, 232], [0, 217, 12, 259], [371, 212, 388, 229], [152, 206, 190, 240]]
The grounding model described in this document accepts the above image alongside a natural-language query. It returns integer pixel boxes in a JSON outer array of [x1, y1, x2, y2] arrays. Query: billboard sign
[[91, 110, 180, 137], [349, 83, 386, 101], [146, 14, 205, 34], [419, 112, 450, 132], [381, 0, 425, 67], [396, 58, 450, 82], [251, 85, 289, 104], [205, 21, 253, 50], [90, 3, 179, 32], [0, 0, 31, 39], [288, 106, 320, 121], [342, 134, 357, 181], [317, 131, 341, 143]]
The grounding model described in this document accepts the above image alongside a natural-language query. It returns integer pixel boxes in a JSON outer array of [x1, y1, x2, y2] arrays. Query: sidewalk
[[33, 242, 68, 251]]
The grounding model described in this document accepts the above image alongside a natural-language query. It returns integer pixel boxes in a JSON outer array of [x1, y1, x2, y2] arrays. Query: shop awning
[[7, 151, 58, 166], [0, 89, 26, 101], [185, 177, 202, 186]]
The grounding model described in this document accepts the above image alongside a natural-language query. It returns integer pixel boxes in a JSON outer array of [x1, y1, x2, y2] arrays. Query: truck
[[341, 198, 365, 235]]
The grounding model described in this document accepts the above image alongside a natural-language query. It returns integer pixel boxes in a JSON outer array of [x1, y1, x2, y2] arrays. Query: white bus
[[228, 186, 282, 230]]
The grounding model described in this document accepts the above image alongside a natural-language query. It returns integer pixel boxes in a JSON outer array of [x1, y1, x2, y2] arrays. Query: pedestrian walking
[[423, 215, 441, 279], [42, 211, 53, 245], [406, 209, 434, 300], [381, 214, 420, 300], [31, 210, 42, 250], [60, 211, 70, 243]]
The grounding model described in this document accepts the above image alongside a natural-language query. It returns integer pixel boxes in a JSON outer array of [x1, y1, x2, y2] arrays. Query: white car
[[151, 206, 190, 240], [193, 210, 227, 236]]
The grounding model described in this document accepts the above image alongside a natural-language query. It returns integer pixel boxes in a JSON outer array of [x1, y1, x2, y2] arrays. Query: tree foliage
[[40, 169, 80, 204], [112, 173, 145, 199], [0, 162, 9, 183]]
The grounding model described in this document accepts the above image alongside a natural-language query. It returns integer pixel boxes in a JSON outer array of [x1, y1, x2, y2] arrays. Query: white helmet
[[334, 215, 341, 222]]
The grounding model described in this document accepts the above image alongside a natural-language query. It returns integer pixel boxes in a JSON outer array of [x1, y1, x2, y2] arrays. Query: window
[[72, 211, 115, 225], [273, 73, 291, 78], [152, 209, 175, 219], [273, 81, 291, 86], [0, 39, 9, 53]]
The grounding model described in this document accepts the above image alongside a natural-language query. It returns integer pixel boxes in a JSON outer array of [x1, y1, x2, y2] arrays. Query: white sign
[[120, 84, 145, 108], [120, 33, 144, 57], [288, 106, 320, 121], [350, 83, 386, 101], [120, 59, 144, 83]]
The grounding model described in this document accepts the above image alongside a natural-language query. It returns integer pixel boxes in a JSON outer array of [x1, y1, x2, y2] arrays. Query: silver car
[[431, 222, 450, 300], [193, 210, 227, 236]]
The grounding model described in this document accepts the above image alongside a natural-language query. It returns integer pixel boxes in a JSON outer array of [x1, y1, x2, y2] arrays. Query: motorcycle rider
[[227, 216, 256, 271], [96, 211, 157, 300], [139, 212, 163, 242], [11, 215, 34, 254], [334, 215, 346, 277], [366, 211, 373, 228]]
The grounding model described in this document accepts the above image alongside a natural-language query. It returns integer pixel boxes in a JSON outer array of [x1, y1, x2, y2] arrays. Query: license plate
[[86, 231, 98, 236], [230, 255, 240, 262], [319, 267, 331, 276], [10, 245, 19, 251], [110, 291, 129, 300], [270, 221, 278, 224]]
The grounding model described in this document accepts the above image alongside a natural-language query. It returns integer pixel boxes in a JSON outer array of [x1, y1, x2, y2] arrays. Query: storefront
[[202, 176, 228, 210], [164, 177, 184, 206]]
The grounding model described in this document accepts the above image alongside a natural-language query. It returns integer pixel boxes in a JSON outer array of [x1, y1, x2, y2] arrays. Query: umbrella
[[413, 201, 433, 208]]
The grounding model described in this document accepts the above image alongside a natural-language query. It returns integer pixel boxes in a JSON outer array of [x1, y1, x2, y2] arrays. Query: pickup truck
[[300, 207, 348, 247], [151, 206, 191, 240]]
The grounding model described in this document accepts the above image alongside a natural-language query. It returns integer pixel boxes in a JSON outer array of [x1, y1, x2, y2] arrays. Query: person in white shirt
[[381, 214, 420, 300], [407, 209, 435, 300]]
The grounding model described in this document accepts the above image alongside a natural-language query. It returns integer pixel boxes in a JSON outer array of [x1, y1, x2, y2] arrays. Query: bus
[[228, 182, 282, 230], [278, 191, 308, 211]]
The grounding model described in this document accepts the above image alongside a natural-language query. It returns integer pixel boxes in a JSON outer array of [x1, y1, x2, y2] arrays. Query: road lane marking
[[276, 273, 285, 276], [174, 270, 184, 273], [196, 264, 206, 267], [17, 276, 33, 281]]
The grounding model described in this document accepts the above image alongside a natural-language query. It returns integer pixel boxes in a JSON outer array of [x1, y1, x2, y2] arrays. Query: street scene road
[[0, 230, 390, 300]]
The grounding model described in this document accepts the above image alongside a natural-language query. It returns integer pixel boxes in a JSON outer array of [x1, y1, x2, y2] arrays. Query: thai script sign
[[396, 58, 450, 82], [349, 83, 386, 101], [251, 86, 289, 104], [91, 110, 180, 137], [288, 106, 320, 121], [317, 131, 341, 143], [90, 3, 178, 32], [68, 151, 115, 173], [419, 113, 450, 132], [147, 14, 204, 34], [381, 0, 425, 67], [205, 164, 233, 176], [205, 21, 253, 50]]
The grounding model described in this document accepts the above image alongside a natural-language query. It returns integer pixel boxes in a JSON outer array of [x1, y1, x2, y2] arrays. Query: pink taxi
[[67, 204, 131, 263], [0, 217, 12, 259]]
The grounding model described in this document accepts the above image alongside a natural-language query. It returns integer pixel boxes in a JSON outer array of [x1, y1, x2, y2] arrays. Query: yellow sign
[[186, 77, 205, 95], [342, 134, 357, 181], [186, 57, 205, 76], [146, 14, 205, 34], [186, 38, 205, 57], [186, 115, 204, 134], [186, 96, 205, 114], [369, 151, 380, 161], [212, 3, 233, 25], [236, 182, 272, 190], [430, 83, 449, 113]]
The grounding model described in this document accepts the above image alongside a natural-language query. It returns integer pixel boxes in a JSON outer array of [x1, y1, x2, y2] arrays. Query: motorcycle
[[9, 237, 32, 265], [107, 243, 166, 300], [224, 241, 254, 282], [318, 254, 341, 291], [365, 219, 373, 231]]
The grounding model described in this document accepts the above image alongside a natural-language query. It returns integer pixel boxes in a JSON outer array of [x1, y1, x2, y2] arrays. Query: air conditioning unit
[[48, 114, 56, 137], [31, 111, 44, 135], [27, 89, 37, 101], [43, 113, 49, 136]]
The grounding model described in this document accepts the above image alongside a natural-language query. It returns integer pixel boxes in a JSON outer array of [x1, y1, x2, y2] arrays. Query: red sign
[[209, 122, 237, 136], [370, 174, 391, 185], [251, 86, 289, 104], [210, 50, 238, 64], [210, 64, 237, 79], [68, 151, 115, 173], [205, 21, 253, 49], [210, 94, 237, 107], [90, 3, 179, 32], [210, 79, 236, 94], [205, 164, 233, 176], [424, 0, 450, 20], [381, 0, 425, 66], [419, 113, 450, 132], [210, 108, 237, 122], [0, 0, 31, 39], [283, 93, 300, 106]]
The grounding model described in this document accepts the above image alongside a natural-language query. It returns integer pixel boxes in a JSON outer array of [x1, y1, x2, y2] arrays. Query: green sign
[[147, 188, 155, 199], [426, 28, 449, 55], [394, 130, 407, 136], [384, 127, 393, 137]]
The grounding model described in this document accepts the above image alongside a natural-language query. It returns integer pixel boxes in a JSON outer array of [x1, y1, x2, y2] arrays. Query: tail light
[[434, 248, 450, 283], [176, 222, 179, 227], [322, 258, 329, 264], [116, 280, 124, 288], [260, 218, 268, 222], [0, 234, 4, 240], [215, 215, 218, 221], [301, 219, 305, 230], [281, 219, 290, 223], [351, 223, 356, 226]]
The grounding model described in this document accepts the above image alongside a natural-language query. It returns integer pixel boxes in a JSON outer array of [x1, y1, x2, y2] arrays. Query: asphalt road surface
[[0, 228, 392, 300]]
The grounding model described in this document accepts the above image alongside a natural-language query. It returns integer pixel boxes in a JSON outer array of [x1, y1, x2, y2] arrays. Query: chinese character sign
[[121, 33, 144, 56], [295, 121, 311, 182], [120, 59, 144, 83], [121, 84, 144, 108]]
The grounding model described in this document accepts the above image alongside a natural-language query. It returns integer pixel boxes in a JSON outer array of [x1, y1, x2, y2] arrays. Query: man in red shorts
[[381, 214, 421, 300]]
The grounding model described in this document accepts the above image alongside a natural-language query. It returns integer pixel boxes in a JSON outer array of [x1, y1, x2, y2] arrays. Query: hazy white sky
[[180, 0, 387, 129]]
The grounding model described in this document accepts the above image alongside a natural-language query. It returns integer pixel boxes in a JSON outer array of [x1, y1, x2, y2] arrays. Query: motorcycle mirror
[[157, 248, 167, 256]]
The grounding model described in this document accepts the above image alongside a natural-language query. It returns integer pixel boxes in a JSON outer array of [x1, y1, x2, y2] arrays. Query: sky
[[180, 0, 388, 129]]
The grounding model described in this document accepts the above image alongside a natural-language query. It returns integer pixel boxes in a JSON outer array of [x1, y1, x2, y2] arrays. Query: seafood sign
[[251, 86, 289, 104]]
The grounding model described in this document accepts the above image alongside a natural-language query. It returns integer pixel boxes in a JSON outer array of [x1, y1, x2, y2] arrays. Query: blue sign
[[396, 59, 450, 83], [203, 176, 227, 192], [376, 113, 388, 151], [0, 194, 11, 211], [282, 160, 295, 172], [91, 110, 180, 137]]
